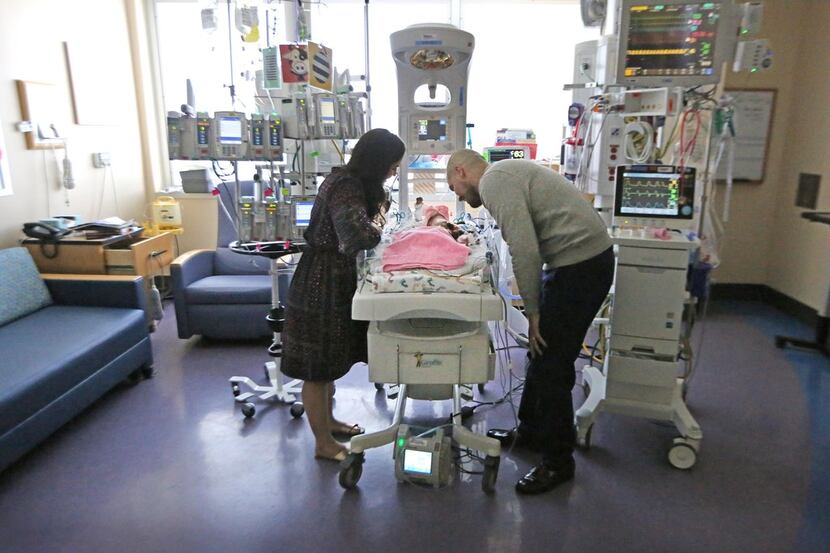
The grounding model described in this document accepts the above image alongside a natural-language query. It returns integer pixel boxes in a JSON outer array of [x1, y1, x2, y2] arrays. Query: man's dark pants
[[517, 247, 615, 470]]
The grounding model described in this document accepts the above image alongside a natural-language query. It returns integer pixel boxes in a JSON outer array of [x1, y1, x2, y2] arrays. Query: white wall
[[0, 0, 148, 248]]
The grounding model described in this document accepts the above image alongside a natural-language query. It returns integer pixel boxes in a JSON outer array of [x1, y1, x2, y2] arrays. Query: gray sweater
[[480, 160, 612, 315]]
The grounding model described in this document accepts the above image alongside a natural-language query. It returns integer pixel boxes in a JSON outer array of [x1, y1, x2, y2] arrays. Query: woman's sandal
[[331, 423, 365, 439], [315, 449, 349, 462]]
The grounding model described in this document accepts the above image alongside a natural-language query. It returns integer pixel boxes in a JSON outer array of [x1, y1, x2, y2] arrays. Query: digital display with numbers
[[484, 146, 529, 163], [623, 2, 720, 79]]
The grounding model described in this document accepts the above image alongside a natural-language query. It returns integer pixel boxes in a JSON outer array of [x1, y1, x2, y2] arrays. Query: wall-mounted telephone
[[22, 222, 70, 241]]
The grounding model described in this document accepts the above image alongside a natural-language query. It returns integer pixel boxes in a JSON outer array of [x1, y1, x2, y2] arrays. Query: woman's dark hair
[[344, 128, 405, 218]]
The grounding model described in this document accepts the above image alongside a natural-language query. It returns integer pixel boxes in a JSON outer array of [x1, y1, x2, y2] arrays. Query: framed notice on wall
[[718, 88, 776, 183]]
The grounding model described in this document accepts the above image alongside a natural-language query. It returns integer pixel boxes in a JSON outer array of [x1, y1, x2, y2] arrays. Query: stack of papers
[[74, 217, 139, 238]]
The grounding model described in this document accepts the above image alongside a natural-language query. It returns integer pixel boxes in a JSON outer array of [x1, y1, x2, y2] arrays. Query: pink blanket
[[382, 227, 470, 272]]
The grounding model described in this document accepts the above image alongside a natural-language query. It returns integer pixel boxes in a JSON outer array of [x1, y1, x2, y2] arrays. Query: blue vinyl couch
[[0, 247, 154, 472]]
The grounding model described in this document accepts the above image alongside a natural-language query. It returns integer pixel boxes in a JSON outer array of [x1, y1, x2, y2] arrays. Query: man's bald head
[[447, 149, 488, 176], [446, 150, 489, 208]]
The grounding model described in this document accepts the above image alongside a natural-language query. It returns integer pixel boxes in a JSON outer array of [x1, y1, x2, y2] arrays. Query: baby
[[423, 205, 472, 244]]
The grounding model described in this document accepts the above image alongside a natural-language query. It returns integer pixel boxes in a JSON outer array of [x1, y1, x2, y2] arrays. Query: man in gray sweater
[[447, 150, 614, 494]]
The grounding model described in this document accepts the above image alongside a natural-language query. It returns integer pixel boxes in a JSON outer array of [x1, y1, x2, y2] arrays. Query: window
[[153, 0, 598, 191]]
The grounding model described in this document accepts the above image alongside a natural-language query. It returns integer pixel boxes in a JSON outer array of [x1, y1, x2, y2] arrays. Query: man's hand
[[528, 313, 548, 358]]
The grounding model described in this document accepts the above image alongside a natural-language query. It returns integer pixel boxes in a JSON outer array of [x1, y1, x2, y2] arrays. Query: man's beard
[[465, 187, 482, 208]]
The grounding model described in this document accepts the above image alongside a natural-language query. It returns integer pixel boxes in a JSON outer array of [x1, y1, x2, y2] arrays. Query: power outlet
[[92, 152, 112, 168]]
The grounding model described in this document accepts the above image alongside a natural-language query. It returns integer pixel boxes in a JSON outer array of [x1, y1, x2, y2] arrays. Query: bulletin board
[[718, 88, 776, 183], [16, 80, 69, 150]]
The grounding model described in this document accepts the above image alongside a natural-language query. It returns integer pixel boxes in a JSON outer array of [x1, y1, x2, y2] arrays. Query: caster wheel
[[460, 406, 475, 420], [141, 366, 155, 379], [668, 440, 696, 470], [339, 453, 364, 489], [481, 455, 500, 494], [290, 402, 305, 418], [374, 383, 385, 391], [241, 403, 256, 418], [477, 383, 486, 394], [576, 424, 593, 450], [231, 383, 241, 397], [126, 369, 142, 385]]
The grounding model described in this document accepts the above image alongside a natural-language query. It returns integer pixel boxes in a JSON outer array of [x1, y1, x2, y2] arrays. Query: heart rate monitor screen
[[294, 201, 314, 227], [615, 165, 696, 219], [623, 2, 721, 79], [403, 449, 433, 475], [219, 117, 243, 145], [417, 119, 447, 141]]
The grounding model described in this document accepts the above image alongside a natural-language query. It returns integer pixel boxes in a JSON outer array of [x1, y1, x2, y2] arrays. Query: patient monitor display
[[294, 201, 314, 227], [614, 165, 696, 227], [618, 1, 729, 86], [417, 118, 447, 141], [483, 146, 530, 163], [403, 450, 433, 475]]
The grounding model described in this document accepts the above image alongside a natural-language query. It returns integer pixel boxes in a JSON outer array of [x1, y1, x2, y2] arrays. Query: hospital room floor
[[0, 300, 828, 553]]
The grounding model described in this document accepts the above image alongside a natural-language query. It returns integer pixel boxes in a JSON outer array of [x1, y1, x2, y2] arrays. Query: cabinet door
[[612, 264, 687, 342]]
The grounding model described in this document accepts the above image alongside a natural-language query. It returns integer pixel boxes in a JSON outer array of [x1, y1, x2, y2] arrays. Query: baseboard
[[710, 283, 817, 326]]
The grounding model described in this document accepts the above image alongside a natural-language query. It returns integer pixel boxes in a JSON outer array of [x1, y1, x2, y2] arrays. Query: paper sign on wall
[[279, 44, 309, 84], [308, 42, 333, 91]]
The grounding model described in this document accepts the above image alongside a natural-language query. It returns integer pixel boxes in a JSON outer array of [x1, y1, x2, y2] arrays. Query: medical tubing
[[722, 134, 735, 223], [578, 103, 610, 192], [217, 182, 240, 235], [624, 120, 654, 163]]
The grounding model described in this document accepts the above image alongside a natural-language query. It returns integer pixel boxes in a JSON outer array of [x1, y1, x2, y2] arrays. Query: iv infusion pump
[[211, 111, 248, 160], [166, 93, 366, 161], [249, 114, 284, 161]]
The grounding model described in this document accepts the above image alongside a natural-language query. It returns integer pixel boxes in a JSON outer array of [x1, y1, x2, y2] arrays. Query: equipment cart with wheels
[[339, 279, 505, 493], [575, 232, 703, 469], [227, 240, 307, 419]]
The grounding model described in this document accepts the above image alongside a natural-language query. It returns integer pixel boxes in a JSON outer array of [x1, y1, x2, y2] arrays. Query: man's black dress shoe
[[515, 462, 575, 495]]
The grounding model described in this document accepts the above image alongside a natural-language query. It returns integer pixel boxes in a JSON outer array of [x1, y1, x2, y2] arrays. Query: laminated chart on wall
[[308, 42, 333, 91], [718, 89, 776, 182]]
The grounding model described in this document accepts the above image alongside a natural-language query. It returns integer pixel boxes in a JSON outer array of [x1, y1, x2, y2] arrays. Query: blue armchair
[[171, 181, 290, 340]]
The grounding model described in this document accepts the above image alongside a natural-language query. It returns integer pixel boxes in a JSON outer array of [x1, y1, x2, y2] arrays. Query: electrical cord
[[624, 119, 654, 163]]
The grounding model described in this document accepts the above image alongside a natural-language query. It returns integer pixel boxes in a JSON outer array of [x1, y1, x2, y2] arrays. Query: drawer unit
[[103, 233, 176, 276]]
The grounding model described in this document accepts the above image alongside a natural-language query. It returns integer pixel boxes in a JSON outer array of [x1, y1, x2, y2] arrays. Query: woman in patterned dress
[[281, 128, 405, 461]]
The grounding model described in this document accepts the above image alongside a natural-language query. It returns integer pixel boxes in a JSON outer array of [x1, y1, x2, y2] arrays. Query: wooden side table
[[24, 229, 177, 324]]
